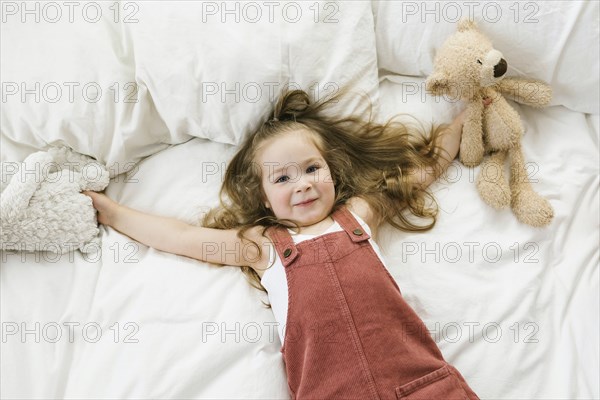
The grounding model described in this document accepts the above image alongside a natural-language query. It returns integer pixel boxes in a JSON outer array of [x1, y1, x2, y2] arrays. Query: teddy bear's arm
[[497, 78, 552, 108]]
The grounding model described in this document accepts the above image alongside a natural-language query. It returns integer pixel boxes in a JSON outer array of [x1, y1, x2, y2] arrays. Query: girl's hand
[[82, 191, 120, 226]]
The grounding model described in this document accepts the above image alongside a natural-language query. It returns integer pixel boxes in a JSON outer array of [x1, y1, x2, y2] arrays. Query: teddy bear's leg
[[476, 151, 511, 209], [508, 145, 554, 227]]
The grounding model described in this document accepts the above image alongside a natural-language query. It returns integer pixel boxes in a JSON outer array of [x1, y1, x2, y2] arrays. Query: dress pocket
[[395, 365, 470, 400]]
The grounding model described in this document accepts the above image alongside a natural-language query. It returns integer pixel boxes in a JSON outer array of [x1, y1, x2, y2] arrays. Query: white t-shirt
[[260, 211, 388, 345]]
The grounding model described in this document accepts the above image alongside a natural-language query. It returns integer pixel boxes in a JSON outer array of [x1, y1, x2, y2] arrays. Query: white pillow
[[127, 0, 379, 145], [106, 138, 235, 224], [0, 3, 173, 173], [372, 0, 600, 114], [1, 1, 379, 167]]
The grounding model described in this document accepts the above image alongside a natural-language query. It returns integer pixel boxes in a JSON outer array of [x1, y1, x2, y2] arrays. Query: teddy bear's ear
[[426, 72, 450, 95], [457, 18, 478, 32]]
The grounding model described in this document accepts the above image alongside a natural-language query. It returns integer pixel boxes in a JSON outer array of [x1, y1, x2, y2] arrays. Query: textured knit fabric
[[1, 146, 109, 254], [266, 205, 479, 400]]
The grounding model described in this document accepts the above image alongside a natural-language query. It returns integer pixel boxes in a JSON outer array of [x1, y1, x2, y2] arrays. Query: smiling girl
[[85, 89, 479, 399]]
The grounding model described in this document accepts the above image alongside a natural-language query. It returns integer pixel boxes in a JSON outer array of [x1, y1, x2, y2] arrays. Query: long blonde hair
[[202, 89, 448, 304]]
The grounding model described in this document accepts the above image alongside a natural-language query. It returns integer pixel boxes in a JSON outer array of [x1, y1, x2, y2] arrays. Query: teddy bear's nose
[[494, 58, 507, 78]]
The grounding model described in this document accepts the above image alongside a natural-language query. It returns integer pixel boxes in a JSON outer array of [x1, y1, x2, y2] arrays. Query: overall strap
[[265, 204, 371, 268], [332, 205, 371, 243], [265, 225, 300, 267]]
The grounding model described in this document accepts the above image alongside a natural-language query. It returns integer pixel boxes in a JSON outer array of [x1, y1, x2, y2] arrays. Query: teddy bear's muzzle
[[494, 58, 507, 78]]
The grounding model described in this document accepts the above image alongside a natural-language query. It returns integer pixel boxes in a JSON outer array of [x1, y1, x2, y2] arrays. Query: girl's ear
[[264, 200, 271, 209]]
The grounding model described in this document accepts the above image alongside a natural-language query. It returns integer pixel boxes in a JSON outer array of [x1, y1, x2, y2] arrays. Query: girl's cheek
[[275, 189, 289, 204]]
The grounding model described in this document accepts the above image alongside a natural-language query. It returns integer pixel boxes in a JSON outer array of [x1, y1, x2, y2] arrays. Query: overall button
[[283, 248, 292, 258], [353, 228, 363, 236]]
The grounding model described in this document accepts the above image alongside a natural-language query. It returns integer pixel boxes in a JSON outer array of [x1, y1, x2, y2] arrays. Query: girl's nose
[[295, 176, 312, 192]]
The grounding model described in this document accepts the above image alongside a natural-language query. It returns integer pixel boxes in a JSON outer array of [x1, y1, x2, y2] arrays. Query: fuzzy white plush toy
[[1, 146, 109, 254]]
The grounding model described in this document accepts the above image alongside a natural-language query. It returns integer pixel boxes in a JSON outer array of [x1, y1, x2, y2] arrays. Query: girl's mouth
[[295, 199, 316, 207]]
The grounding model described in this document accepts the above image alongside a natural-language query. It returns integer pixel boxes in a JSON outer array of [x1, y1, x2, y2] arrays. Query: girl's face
[[256, 129, 335, 227]]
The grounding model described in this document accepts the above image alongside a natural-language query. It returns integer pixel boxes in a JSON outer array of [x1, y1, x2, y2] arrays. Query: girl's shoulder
[[346, 197, 379, 238], [249, 198, 378, 277], [244, 225, 274, 279]]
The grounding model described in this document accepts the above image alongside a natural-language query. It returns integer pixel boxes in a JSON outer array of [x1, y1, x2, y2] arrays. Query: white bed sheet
[[2, 76, 598, 399], [1, 0, 599, 397]]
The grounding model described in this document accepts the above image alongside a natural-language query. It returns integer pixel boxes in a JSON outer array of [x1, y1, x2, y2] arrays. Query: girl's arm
[[83, 191, 269, 268], [412, 110, 466, 188], [413, 99, 494, 188]]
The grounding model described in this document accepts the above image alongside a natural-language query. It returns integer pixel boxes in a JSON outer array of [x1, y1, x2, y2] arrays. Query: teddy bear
[[426, 19, 554, 227], [1, 146, 109, 254]]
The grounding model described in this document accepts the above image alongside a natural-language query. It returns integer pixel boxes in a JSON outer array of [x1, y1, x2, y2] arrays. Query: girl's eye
[[306, 164, 319, 173], [275, 175, 289, 184]]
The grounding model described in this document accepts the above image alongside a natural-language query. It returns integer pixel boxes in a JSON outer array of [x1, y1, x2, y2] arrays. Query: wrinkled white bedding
[[1, 1, 598, 399]]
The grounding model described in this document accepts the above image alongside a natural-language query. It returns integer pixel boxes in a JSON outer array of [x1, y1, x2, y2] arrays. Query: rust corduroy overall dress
[[266, 205, 479, 400]]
